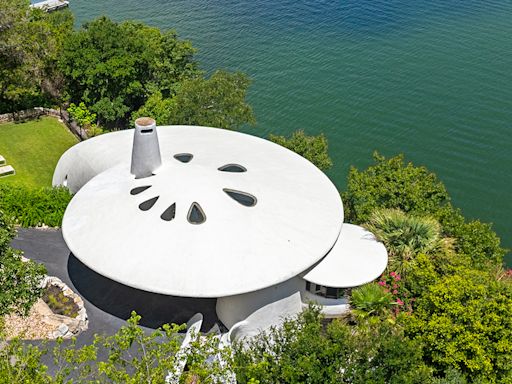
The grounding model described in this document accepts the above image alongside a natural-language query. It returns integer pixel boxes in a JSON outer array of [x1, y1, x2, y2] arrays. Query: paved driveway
[[11, 228, 220, 347]]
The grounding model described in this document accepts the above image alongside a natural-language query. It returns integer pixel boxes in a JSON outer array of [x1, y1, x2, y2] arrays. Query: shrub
[[269, 130, 333, 171], [342, 152, 450, 223], [342, 153, 506, 269], [406, 269, 512, 382], [0, 184, 71, 227], [350, 283, 393, 317], [364, 209, 452, 276], [233, 307, 433, 383], [42, 285, 79, 318], [0, 211, 46, 317], [0, 312, 229, 383]]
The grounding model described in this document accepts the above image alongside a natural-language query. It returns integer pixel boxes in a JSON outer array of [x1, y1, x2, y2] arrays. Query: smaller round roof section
[[303, 224, 388, 288], [62, 126, 344, 298]]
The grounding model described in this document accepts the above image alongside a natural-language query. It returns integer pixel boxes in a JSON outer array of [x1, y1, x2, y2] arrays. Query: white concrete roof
[[303, 224, 388, 288], [61, 126, 343, 297]]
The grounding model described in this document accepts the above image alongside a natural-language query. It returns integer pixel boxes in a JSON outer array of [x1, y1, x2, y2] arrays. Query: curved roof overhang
[[60, 125, 344, 297], [302, 224, 388, 288]]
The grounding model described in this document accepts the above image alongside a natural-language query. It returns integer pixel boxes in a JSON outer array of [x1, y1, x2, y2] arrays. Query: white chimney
[[131, 117, 162, 178]]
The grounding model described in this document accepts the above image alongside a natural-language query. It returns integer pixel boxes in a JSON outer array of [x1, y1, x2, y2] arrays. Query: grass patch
[[0, 117, 78, 188]]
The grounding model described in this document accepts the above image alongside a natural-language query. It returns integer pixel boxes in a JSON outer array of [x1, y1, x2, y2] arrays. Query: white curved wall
[[52, 130, 133, 193], [216, 276, 304, 328], [216, 275, 351, 328]]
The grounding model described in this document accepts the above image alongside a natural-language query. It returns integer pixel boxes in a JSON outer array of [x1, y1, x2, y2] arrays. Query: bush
[[269, 130, 333, 171], [406, 269, 512, 382], [0, 312, 230, 383], [342, 152, 506, 269], [42, 285, 79, 318], [364, 209, 452, 276], [342, 152, 450, 223], [350, 283, 393, 316], [0, 184, 71, 227], [0, 211, 46, 317], [233, 307, 433, 383]]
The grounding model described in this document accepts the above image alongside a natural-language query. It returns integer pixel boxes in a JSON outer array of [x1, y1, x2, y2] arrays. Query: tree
[[406, 269, 512, 382], [342, 152, 450, 223], [0, 0, 44, 113], [134, 70, 255, 130], [0, 211, 46, 317], [364, 209, 452, 276], [0, 1, 73, 113], [0, 312, 231, 383], [59, 16, 199, 128], [233, 307, 433, 383], [342, 153, 506, 269], [67, 102, 103, 136], [269, 130, 333, 171], [350, 282, 393, 317]]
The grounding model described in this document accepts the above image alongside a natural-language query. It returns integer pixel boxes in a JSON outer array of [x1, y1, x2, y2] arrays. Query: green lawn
[[0, 117, 78, 188]]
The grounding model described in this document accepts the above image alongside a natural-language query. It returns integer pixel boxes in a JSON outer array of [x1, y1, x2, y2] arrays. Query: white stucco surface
[[303, 224, 388, 288], [60, 125, 343, 298]]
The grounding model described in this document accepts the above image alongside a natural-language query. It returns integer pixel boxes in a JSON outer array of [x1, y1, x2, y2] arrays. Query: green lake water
[[70, 0, 512, 264]]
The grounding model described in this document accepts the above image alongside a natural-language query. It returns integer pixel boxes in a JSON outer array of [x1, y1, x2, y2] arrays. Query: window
[[223, 189, 257, 207], [160, 203, 176, 221], [218, 164, 247, 173], [305, 282, 345, 299], [130, 185, 151, 195], [139, 196, 159, 211], [174, 153, 193, 163], [187, 202, 206, 224]]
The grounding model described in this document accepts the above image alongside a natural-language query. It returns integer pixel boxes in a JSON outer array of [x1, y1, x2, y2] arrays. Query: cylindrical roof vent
[[131, 117, 162, 178]]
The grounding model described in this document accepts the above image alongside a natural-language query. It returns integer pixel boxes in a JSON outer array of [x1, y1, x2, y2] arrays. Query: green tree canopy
[[406, 268, 512, 382], [342, 152, 506, 269], [233, 307, 433, 383], [0, 0, 73, 113], [134, 70, 255, 130], [269, 130, 333, 171], [59, 16, 198, 128]]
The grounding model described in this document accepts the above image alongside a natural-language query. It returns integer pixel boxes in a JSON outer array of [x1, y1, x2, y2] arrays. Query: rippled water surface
[[71, 0, 512, 263]]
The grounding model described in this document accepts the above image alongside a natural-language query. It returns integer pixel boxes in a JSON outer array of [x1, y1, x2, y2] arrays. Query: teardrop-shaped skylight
[[174, 153, 193, 163], [160, 203, 176, 221], [187, 202, 206, 224], [223, 189, 257, 207], [130, 185, 151, 195], [139, 196, 159, 211], [218, 164, 247, 173]]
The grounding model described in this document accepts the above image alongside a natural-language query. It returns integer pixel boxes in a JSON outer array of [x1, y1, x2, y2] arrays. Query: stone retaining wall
[[0, 107, 88, 141], [41, 276, 89, 339]]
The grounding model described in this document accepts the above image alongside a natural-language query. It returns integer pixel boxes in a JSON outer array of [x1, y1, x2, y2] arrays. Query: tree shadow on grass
[[67, 254, 219, 331]]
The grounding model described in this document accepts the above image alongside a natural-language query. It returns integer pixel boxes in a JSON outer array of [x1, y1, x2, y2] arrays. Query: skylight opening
[[139, 196, 159, 211], [187, 202, 206, 224], [130, 185, 151, 195], [218, 164, 247, 173], [174, 153, 193, 163], [223, 189, 257, 207], [161, 203, 176, 221]]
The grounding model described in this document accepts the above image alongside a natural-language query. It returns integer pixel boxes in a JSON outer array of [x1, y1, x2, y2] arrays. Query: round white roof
[[62, 126, 343, 297], [302, 224, 388, 288]]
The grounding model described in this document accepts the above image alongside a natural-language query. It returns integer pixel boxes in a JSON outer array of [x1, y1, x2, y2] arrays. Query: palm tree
[[364, 209, 452, 275], [350, 283, 393, 317]]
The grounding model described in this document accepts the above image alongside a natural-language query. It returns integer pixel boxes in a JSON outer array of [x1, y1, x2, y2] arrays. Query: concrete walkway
[[11, 228, 220, 348]]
